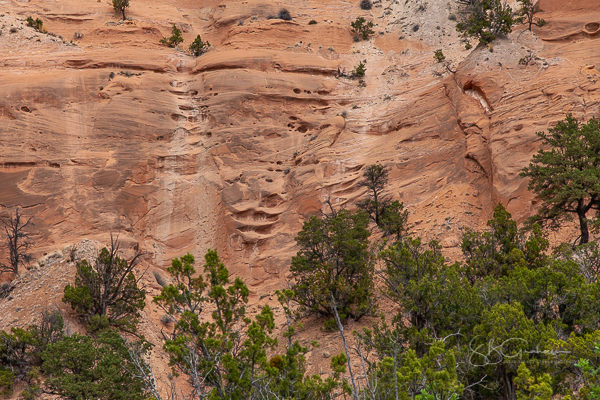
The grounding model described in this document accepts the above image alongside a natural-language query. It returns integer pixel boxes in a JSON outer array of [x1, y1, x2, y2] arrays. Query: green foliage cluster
[[356, 164, 408, 240], [62, 241, 146, 333], [353, 61, 366, 78], [290, 206, 376, 326], [160, 24, 184, 48], [515, 0, 547, 31], [42, 330, 145, 400], [456, 0, 514, 44], [112, 0, 130, 20], [151, 250, 349, 399], [0, 309, 63, 397], [189, 34, 210, 56], [26, 17, 43, 32], [351, 16, 374, 41], [433, 49, 446, 63], [520, 114, 600, 245]]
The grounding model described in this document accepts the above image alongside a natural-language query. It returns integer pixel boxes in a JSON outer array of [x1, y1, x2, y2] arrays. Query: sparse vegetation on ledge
[[160, 24, 183, 48]]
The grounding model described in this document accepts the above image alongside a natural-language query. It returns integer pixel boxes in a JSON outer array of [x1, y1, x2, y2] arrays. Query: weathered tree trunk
[[331, 293, 359, 400], [577, 200, 590, 244]]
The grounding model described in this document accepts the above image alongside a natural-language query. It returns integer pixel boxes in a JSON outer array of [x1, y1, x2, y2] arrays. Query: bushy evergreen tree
[[62, 238, 145, 333], [160, 24, 184, 47], [520, 114, 600, 245], [290, 205, 376, 324], [456, 0, 514, 44], [42, 330, 145, 400], [112, 0, 130, 20]]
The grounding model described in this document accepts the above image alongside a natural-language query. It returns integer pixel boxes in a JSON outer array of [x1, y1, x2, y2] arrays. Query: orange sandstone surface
[[1, 0, 600, 387]]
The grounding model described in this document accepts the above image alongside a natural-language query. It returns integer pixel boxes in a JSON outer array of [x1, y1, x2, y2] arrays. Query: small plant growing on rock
[[433, 50, 457, 74], [278, 8, 292, 21], [26, 17, 43, 32], [360, 0, 372, 10], [160, 24, 183, 48], [308, 19, 317, 25], [189, 34, 210, 56], [351, 16, 374, 41], [73, 32, 84, 39], [112, 0, 130, 21], [433, 49, 446, 63], [352, 61, 366, 78], [515, 0, 546, 31], [160, 313, 174, 325], [518, 51, 536, 65]]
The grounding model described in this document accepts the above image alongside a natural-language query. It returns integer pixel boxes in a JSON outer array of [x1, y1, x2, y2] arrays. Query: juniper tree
[[42, 330, 145, 400], [62, 237, 145, 333], [515, 0, 546, 31], [520, 114, 600, 245], [189, 34, 210, 56], [112, 0, 130, 20], [154, 250, 277, 399], [351, 17, 374, 41], [160, 24, 184, 47], [456, 0, 514, 44], [356, 164, 408, 241], [290, 204, 376, 324]]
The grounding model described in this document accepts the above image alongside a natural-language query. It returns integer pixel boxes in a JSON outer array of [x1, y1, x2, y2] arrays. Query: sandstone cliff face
[[0, 0, 599, 294]]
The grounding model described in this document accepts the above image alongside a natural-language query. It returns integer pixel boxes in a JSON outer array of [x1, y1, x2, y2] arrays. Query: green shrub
[[160, 24, 184, 47], [0, 368, 14, 397], [62, 239, 145, 333], [189, 34, 210, 56], [433, 49, 446, 63], [351, 16, 374, 41], [456, 0, 514, 44], [352, 61, 366, 78], [112, 0, 130, 20], [42, 330, 145, 400], [308, 19, 317, 25], [290, 206, 376, 325], [26, 17, 43, 31]]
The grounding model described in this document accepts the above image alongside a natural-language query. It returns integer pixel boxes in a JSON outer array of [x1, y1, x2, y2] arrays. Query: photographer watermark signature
[[468, 337, 571, 367]]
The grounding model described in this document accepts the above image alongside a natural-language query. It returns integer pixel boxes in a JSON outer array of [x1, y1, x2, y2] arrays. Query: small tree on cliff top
[[515, 0, 546, 31], [520, 114, 600, 245], [456, 0, 514, 44], [112, 0, 130, 20]]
